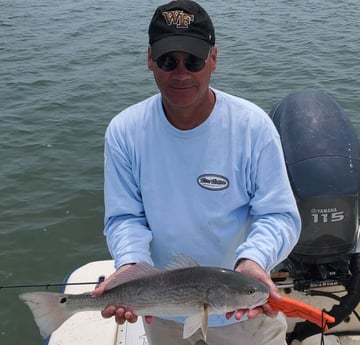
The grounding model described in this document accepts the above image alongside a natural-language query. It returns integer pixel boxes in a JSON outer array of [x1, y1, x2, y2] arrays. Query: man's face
[[148, 48, 217, 111]]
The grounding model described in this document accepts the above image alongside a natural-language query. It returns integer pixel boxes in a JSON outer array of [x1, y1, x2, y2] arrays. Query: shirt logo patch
[[197, 174, 229, 191]]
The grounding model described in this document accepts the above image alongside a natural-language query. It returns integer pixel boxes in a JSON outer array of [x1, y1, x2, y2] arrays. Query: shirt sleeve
[[103, 119, 153, 269], [235, 134, 301, 272]]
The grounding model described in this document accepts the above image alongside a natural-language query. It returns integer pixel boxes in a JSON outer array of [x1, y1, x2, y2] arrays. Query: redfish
[[19, 256, 269, 340]]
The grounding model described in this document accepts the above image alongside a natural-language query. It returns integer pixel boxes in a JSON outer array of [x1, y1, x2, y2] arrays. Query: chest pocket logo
[[197, 174, 229, 191]]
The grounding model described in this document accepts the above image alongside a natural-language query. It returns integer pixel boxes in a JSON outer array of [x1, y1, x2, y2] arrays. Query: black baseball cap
[[148, 0, 215, 61]]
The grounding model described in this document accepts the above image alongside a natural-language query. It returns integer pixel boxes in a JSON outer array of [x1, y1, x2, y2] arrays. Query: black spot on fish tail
[[60, 297, 67, 303]]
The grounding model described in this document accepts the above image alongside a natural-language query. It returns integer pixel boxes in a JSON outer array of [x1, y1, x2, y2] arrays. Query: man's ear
[[210, 46, 218, 72]]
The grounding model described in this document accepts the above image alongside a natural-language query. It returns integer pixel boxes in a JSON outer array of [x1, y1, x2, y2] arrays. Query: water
[[0, 0, 359, 343]]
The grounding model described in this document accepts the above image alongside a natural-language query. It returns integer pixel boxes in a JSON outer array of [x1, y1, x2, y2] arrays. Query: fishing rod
[[0, 277, 295, 292], [0, 279, 104, 291]]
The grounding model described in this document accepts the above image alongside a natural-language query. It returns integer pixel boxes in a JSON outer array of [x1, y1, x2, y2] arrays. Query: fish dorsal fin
[[105, 262, 160, 291], [164, 254, 200, 271]]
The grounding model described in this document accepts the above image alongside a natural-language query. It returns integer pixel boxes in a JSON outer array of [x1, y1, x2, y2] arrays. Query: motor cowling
[[269, 90, 360, 263]]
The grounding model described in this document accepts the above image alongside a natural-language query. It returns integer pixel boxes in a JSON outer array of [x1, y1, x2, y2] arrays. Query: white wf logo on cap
[[162, 10, 194, 28]]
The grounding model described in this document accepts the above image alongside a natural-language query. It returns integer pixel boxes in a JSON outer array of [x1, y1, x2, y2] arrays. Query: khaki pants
[[143, 313, 287, 345]]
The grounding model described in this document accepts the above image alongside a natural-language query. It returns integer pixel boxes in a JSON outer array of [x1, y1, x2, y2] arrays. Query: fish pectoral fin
[[183, 306, 209, 341]]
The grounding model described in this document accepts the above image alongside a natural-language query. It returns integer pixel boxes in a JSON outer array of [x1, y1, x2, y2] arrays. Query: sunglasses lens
[[156, 53, 206, 72], [185, 55, 206, 72], [156, 54, 177, 72]]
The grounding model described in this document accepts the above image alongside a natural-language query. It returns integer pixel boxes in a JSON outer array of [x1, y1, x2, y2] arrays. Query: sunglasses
[[155, 52, 209, 73]]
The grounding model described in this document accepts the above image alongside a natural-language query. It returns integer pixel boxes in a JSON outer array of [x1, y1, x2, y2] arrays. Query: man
[[93, 1, 301, 344]]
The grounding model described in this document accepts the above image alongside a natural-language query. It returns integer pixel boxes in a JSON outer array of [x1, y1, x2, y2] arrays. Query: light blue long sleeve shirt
[[103, 89, 301, 325]]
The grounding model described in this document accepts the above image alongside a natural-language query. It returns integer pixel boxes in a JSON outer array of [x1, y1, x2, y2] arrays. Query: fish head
[[206, 269, 270, 313], [231, 278, 270, 309]]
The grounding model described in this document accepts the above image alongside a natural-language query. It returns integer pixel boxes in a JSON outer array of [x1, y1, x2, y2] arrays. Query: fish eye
[[246, 288, 256, 295]]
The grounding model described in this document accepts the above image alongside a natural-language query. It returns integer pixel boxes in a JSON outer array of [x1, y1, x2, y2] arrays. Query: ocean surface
[[0, 0, 359, 343]]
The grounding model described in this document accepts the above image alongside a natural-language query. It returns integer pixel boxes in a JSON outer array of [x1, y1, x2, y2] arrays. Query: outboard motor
[[270, 90, 360, 264], [269, 90, 360, 342]]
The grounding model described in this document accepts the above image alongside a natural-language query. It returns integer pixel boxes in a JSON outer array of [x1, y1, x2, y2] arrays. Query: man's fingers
[[247, 307, 263, 319], [226, 306, 273, 321], [262, 302, 278, 318], [101, 304, 140, 324], [112, 308, 138, 324], [115, 308, 127, 324], [101, 305, 117, 318], [124, 310, 138, 323], [145, 315, 153, 324], [225, 309, 248, 320], [234, 309, 248, 320], [92, 285, 105, 297], [225, 311, 235, 320]]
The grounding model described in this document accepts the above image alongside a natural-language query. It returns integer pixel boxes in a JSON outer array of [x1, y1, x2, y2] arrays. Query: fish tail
[[19, 291, 75, 339]]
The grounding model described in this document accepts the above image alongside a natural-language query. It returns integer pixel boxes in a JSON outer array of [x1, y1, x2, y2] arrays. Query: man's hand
[[92, 264, 148, 324], [226, 259, 280, 321]]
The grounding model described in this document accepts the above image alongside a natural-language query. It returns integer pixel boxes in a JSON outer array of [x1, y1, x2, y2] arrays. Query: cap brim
[[151, 36, 211, 61]]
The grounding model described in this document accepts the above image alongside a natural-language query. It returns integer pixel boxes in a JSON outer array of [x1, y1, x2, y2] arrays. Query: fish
[[19, 255, 269, 340]]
